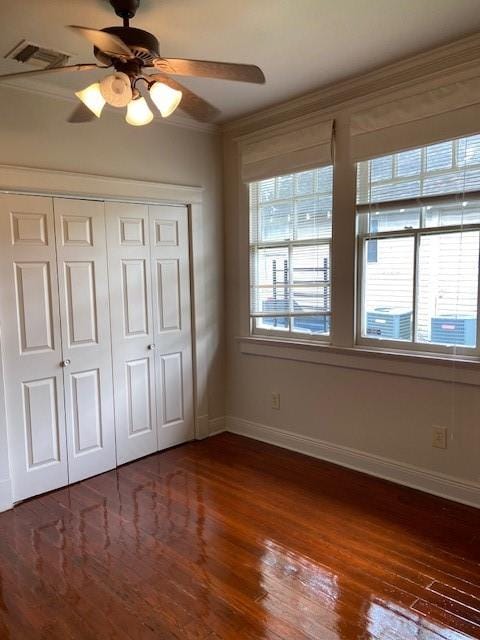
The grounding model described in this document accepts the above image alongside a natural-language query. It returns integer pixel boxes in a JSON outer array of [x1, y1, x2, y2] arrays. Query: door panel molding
[[106, 202, 158, 465], [64, 261, 98, 347], [0, 169, 205, 511], [121, 259, 149, 337], [155, 219, 179, 247], [120, 218, 145, 246], [156, 259, 181, 332], [160, 352, 184, 425], [11, 212, 48, 246], [125, 357, 154, 437], [23, 376, 61, 469], [14, 261, 54, 354], [54, 197, 116, 485], [70, 368, 103, 455], [61, 215, 93, 247], [150, 205, 194, 450], [0, 194, 68, 501]]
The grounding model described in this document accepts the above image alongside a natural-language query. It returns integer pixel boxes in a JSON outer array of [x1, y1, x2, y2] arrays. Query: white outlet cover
[[432, 426, 447, 449], [271, 392, 280, 410]]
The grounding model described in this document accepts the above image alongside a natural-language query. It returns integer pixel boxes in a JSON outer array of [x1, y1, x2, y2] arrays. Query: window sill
[[237, 336, 480, 386]]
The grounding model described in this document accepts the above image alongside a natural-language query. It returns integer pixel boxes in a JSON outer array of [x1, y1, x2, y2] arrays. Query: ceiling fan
[[0, 0, 265, 125]]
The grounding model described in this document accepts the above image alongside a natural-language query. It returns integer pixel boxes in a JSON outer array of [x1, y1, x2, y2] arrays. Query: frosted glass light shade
[[100, 72, 132, 108], [75, 82, 105, 118], [149, 82, 182, 118], [126, 97, 154, 126]]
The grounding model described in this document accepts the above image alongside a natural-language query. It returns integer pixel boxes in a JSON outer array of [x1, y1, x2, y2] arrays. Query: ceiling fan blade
[[147, 74, 221, 123], [0, 63, 103, 83], [67, 103, 97, 124], [153, 58, 265, 84], [69, 25, 134, 59]]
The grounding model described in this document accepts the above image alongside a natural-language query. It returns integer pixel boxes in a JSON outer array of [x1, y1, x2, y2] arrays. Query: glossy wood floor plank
[[0, 433, 479, 639]]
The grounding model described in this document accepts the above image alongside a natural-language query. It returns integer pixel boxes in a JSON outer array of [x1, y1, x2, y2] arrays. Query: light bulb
[[149, 81, 182, 118], [126, 97, 154, 126], [100, 72, 132, 108], [75, 82, 105, 118]]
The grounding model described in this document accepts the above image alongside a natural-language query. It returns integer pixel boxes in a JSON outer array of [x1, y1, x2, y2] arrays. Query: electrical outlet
[[271, 392, 280, 410], [432, 426, 447, 449]]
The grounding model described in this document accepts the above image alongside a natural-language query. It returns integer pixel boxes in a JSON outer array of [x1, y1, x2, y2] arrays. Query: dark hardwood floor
[[0, 432, 479, 639]]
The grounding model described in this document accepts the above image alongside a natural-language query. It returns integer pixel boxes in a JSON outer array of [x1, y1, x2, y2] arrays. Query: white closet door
[[106, 202, 158, 464], [53, 198, 116, 483], [0, 194, 68, 501], [149, 205, 194, 449]]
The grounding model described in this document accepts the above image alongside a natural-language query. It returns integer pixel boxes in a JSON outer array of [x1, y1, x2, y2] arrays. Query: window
[[356, 134, 480, 354], [249, 166, 333, 339]]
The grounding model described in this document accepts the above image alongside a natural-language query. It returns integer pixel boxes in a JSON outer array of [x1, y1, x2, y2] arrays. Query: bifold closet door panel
[[149, 205, 194, 449], [0, 194, 68, 501], [53, 198, 116, 483], [105, 202, 158, 465]]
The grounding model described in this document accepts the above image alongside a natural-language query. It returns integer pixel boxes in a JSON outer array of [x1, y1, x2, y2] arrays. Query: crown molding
[[222, 31, 480, 138], [0, 78, 219, 134]]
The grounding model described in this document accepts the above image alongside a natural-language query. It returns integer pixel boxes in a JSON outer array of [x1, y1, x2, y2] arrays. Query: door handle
[[148, 344, 156, 351], [61, 359, 71, 367]]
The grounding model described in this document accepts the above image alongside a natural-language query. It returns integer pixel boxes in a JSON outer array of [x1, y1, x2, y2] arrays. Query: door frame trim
[[0, 164, 208, 510]]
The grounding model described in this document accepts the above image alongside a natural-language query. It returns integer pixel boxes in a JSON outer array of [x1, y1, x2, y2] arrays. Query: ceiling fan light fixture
[[126, 96, 153, 126], [149, 81, 182, 118], [0, 0, 266, 126], [100, 72, 133, 107], [74, 82, 106, 118]]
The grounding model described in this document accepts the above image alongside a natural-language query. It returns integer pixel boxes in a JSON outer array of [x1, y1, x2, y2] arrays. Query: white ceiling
[[1, 0, 480, 123]]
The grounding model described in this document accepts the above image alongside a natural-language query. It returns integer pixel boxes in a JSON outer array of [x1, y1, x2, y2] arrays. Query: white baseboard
[[226, 416, 480, 509], [0, 478, 13, 513], [208, 416, 226, 437], [195, 414, 210, 440]]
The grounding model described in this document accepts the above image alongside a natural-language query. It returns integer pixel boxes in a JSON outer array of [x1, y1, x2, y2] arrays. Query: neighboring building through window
[[249, 166, 333, 339], [356, 134, 480, 353]]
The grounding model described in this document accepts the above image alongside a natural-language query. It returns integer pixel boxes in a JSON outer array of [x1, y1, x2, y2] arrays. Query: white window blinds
[[357, 134, 480, 206], [356, 134, 480, 353], [249, 166, 333, 339], [351, 76, 480, 161], [241, 119, 334, 182]]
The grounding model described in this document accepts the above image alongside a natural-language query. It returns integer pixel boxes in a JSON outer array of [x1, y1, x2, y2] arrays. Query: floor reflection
[[367, 599, 476, 640], [0, 435, 478, 639], [258, 538, 478, 640], [259, 538, 343, 638]]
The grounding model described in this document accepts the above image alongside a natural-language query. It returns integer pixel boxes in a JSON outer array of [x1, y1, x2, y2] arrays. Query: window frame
[[248, 166, 333, 342], [356, 195, 480, 357], [356, 137, 480, 206]]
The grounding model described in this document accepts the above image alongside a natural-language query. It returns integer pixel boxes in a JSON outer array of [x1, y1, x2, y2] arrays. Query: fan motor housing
[[94, 27, 160, 67]]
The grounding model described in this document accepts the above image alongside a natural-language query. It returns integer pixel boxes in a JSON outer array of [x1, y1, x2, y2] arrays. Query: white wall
[[0, 86, 225, 507], [222, 71, 480, 508]]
